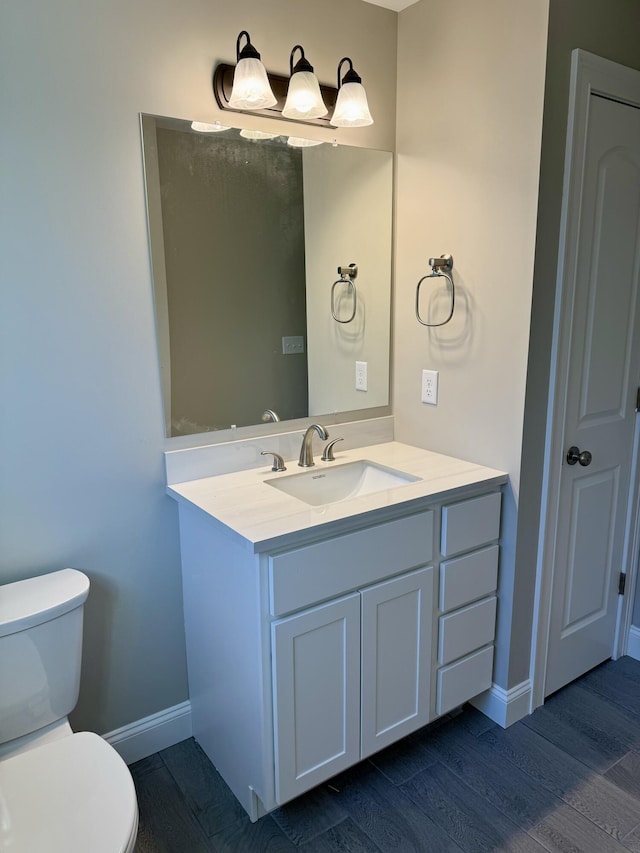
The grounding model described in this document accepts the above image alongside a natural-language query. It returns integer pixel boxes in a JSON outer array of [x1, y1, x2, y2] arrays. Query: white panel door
[[360, 566, 433, 758], [271, 593, 360, 804], [546, 94, 640, 696]]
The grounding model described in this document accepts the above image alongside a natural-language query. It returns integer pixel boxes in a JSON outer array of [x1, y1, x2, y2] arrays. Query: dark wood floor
[[132, 656, 640, 852]]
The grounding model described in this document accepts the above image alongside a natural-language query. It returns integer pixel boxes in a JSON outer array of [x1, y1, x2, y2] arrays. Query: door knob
[[566, 446, 592, 466]]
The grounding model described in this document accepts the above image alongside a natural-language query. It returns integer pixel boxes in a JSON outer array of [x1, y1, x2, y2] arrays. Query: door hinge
[[619, 572, 626, 595], [636, 387, 640, 412]]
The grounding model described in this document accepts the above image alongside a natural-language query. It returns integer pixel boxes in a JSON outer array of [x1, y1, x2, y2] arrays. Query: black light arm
[[290, 45, 314, 75], [236, 31, 260, 61], [337, 57, 362, 88]]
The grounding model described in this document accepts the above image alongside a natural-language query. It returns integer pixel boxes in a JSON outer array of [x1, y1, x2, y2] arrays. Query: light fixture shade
[[190, 121, 230, 133], [283, 71, 327, 120], [287, 136, 324, 148], [229, 57, 277, 110], [239, 129, 278, 140], [331, 82, 373, 128]]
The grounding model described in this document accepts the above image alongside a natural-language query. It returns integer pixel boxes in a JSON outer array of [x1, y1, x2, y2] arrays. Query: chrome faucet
[[298, 424, 329, 467]]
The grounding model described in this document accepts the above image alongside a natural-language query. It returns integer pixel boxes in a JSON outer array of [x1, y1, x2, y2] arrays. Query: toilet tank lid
[[0, 569, 90, 638]]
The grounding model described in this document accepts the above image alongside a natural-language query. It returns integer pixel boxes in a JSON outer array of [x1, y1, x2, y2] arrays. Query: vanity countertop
[[167, 442, 508, 552]]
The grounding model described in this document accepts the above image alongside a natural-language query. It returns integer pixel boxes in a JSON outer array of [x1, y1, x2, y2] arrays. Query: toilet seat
[[0, 731, 138, 853]]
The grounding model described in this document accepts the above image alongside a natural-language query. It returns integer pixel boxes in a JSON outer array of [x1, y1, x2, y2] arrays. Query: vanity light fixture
[[190, 120, 230, 133], [331, 57, 374, 128], [214, 32, 335, 128], [228, 31, 277, 111], [282, 45, 327, 120], [214, 33, 373, 130]]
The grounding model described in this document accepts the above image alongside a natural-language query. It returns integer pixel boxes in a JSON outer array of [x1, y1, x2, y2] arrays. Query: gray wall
[[0, 0, 397, 734], [517, 0, 640, 670], [394, 0, 549, 689]]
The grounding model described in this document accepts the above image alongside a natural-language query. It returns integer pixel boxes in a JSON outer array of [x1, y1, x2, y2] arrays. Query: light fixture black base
[[213, 63, 338, 128]]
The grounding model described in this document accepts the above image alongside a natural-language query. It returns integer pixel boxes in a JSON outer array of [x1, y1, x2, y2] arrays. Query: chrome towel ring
[[331, 263, 358, 324], [415, 254, 455, 327]]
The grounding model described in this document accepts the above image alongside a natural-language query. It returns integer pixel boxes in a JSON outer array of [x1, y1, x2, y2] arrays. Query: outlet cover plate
[[422, 369, 438, 405], [356, 361, 368, 391]]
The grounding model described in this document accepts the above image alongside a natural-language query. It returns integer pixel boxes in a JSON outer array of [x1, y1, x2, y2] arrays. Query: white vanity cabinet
[[272, 565, 433, 804], [268, 510, 434, 803], [436, 492, 501, 715], [173, 467, 504, 822], [271, 592, 361, 804]]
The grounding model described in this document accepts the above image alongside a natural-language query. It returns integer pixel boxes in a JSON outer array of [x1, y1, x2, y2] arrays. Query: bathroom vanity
[[167, 441, 506, 820]]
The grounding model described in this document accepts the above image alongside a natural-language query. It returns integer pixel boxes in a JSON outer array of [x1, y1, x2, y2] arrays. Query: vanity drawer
[[269, 511, 434, 616], [439, 545, 499, 612], [438, 595, 497, 665], [441, 492, 501, 557], [436, 644, 494, 716]]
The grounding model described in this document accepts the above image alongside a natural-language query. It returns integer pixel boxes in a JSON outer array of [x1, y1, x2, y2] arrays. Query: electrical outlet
[[421, 369, 438, 405], [355, 361, 368, 391]]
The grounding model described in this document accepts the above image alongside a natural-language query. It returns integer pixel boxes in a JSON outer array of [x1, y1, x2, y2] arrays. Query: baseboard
[[470, 679, 531, 728], [628, 625, 640, 662], [102, 700, 192, 765]]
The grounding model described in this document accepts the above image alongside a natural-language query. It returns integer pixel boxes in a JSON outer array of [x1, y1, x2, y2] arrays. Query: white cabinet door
[[271, 593, 361, 804], [360, 566, 433, 758]]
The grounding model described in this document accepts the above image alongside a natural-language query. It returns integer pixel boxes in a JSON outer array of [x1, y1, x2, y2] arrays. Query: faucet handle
[[321, 438, 344, 462], [261, 451, 286, 472]]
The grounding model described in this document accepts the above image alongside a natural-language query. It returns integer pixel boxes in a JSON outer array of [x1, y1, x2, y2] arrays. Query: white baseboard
[[628, 625, 640, 662], [102, 700, 192, 765], [470, 679, 531, 728]]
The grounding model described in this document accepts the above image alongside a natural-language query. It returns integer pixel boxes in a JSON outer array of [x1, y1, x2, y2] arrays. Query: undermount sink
[[265, 460, 421, 507]]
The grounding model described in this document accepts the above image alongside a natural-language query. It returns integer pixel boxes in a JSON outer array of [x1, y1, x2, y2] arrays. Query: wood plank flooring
[[132, 656, 640, 852]]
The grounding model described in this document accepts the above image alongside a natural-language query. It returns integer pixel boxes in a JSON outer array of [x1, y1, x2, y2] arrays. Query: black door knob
[[566, 446, 593, 466]]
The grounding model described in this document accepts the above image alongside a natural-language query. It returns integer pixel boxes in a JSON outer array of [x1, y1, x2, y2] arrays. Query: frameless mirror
[[141, 114, 392, 438]]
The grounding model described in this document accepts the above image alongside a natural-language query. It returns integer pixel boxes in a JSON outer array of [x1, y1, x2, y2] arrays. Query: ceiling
[[361, 0, 420, 10]]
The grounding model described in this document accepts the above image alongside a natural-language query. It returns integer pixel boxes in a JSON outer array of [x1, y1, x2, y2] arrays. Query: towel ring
[[331, 263, 358, 324], [415, 254, 455, 327]]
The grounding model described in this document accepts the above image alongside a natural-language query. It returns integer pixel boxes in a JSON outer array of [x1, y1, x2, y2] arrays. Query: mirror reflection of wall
[[303, 145, 392, 416], [141, 115, 392, 439]]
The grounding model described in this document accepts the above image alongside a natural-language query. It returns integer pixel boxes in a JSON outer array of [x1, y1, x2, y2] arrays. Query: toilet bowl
[[0, 570, 139, 852], [0, 732, 138, 852]]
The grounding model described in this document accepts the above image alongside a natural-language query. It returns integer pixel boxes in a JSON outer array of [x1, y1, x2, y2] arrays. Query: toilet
[[0, 569, 139, 852]]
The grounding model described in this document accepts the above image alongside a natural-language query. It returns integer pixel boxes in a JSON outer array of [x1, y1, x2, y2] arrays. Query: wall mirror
[[141, 114, 392, 438]]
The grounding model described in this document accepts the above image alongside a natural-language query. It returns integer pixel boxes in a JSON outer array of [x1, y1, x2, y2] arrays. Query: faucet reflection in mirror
[[214, 32, 374, 129]]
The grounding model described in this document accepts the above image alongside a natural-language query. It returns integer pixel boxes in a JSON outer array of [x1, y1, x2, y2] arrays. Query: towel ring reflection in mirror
[[331, 263, 358, 323], [415, 254, 455, 327]]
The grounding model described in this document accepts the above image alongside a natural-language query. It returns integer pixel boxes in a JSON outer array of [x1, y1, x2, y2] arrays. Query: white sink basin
[[265, 460, 421, 507]]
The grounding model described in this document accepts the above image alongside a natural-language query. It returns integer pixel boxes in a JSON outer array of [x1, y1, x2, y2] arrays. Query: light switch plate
[[282, 336, 305, 355]]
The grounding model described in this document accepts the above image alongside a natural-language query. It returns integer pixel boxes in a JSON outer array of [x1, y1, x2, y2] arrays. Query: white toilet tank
[[0, 569, 90, 747]]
